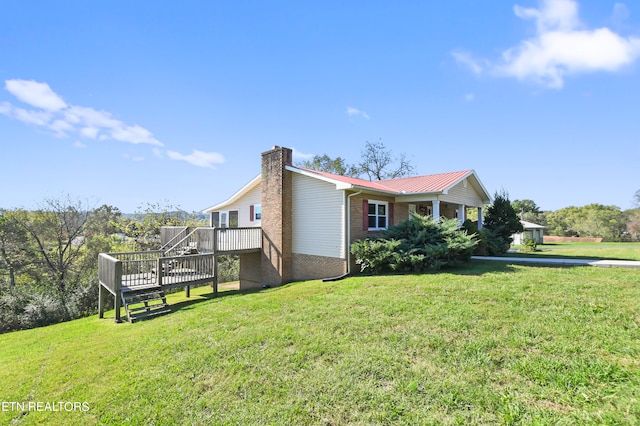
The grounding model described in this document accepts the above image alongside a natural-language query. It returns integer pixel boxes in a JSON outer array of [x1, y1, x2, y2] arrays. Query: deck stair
[[121, 286, 171, 323]]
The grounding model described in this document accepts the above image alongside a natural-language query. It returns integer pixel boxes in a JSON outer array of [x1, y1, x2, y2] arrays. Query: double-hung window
[[368, 200, 388, 230], [212, 210, 238, 228]]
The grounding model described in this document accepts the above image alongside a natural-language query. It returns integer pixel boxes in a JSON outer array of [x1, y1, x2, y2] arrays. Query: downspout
[[322, 189, 362, 282]]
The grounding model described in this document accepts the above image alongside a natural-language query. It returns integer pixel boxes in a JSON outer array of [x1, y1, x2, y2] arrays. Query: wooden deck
[[98, 226, 261, 322], [121, 269, 216, 291]]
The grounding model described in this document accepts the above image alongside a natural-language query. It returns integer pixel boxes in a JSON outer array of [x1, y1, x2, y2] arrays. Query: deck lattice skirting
[[98, 227, 262, 322]]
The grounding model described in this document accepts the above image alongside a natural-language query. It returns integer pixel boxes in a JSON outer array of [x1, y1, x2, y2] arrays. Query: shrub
[[351, 214, 477, 274], [519, 237, 537, 253]]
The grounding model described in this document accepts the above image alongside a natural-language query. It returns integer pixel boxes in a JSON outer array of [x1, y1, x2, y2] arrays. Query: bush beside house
[[350, 214, 478, 274]]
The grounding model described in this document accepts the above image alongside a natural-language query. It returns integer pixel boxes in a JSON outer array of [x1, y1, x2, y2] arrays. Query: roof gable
[[289, 167, 484, 196], [204, 166, 492, 212]]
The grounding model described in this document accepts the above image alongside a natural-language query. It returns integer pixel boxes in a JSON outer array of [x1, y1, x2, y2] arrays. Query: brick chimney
[[260, 146, 293, 285]]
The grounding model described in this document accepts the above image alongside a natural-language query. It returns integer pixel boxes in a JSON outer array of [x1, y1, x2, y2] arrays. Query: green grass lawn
[[1, 261, 639, 425], [509, 242, 640, 261]]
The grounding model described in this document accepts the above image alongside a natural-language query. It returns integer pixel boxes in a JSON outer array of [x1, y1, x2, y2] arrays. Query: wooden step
[[128, 302, 170, 315], [123, 291, 165, 303], [121, 286, 171, 323]]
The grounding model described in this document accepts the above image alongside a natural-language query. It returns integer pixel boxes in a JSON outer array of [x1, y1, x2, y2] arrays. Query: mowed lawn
[[1, 261, 639, 425], [508, 242, 640, 261]]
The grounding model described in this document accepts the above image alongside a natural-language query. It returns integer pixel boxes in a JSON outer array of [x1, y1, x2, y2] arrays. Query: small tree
[[483, 190, 523, 253], [11, 197, 93, 320]]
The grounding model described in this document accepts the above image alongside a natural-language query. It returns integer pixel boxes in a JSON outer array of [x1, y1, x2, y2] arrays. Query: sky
[[1, 0, 639, 213]]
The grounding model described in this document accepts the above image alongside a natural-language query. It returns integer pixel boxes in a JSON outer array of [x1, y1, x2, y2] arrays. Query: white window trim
[[253, 204, 262, 221], [215, 209, 239, 228], [368, 200, 389, 231]]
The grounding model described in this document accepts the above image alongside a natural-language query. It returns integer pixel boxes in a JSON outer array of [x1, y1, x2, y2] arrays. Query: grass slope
[[1, 261, 639, 425]]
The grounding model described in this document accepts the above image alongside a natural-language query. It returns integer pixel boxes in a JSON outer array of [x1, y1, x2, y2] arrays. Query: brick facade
[[260, 146, 293, 286], [291, 253, 347, 281], [349, 193, 406, 243], [239, 252, 262, 290]]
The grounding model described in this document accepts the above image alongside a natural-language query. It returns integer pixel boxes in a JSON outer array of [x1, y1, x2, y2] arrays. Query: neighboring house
[[203, 146, 492, 288], [512, 220, 546, 245]]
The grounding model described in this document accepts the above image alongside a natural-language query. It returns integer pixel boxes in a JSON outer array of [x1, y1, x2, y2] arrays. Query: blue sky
[[1, 0, 639, 213]]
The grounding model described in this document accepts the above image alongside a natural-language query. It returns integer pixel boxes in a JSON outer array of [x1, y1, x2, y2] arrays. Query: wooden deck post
[[98, 284, 104, 319], [186, 285, 190, 298], [156, 258, 163, 287], [114, 293, 122, 323], [114, 260, 123, 323], [213, 255, 219, 298]]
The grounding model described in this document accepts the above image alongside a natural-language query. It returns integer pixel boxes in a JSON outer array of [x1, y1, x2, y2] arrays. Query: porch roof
[[292, 167, 487, 197]]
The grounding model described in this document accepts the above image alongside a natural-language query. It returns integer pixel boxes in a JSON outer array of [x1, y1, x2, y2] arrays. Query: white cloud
[[292, 148, 314, 160], [1, 79, 163, 146], [166, 150, 225, 169], [109, 124, 162, 146], [1, 78, 229, 170], [451, 50, 486, 75], [3, 104, 53, 126], [454, 0, 640, 89], [123, 154, 145, 162], [612, 3, 630, 26], [80, 127, 99, 139], [5, 79, 67, 111], [346, 106, 370, 120]]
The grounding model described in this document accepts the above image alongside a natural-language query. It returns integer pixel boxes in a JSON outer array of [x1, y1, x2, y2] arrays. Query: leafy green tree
[[624, 208, 640, 241], [483, 190, 523, 253], [10, 197, 93, 320], [0, 210, 35, 287], [547, 204, 626, 241], [511, 199, 547, 225], [297, 154, 359, 177]]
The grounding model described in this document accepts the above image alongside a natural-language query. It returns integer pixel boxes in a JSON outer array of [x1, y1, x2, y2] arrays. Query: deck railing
[[155, 253, 216, 288], [163, 226, 262, 256], [98, 253, 122, 296], [160, 226, 189, 251], [99, 227, 263, 322]]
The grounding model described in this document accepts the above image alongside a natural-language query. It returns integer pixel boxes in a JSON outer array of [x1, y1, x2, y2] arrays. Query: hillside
[[1, 261, 639, 425]]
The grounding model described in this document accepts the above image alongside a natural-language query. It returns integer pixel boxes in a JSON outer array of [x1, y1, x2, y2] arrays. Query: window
[[212, 210, 238, 228], [251, 204, 262, 221], [368, 200, 388, 230]]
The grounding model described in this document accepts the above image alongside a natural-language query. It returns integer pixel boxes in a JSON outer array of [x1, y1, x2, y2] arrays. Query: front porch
[[406, 201, 483, 228], [98, 226, 262, 322]]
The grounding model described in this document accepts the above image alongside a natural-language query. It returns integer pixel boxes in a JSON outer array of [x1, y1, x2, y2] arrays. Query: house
[[512, 220, 546, 245], [203, 146, 492, 289]]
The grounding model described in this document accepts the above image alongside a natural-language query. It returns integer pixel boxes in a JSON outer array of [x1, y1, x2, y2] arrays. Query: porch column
[[477, 207, 483, 230], [432, 200, 440, 223], [458, 204, 465, 226]]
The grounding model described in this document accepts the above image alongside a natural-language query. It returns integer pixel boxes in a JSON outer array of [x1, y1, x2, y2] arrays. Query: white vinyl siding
[[441, 179, 484, 207], [292, 173, 345, 259], [211, 184, 262, 228]]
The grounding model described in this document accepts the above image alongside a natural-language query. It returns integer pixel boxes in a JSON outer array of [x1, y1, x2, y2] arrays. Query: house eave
[[202, 174, 262, 213]]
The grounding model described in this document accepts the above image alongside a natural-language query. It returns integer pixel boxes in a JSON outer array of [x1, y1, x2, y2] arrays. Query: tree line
[[0, 198, 206, 333], [511, 198, 640, 242]]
